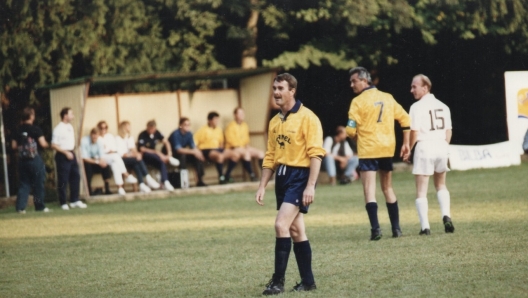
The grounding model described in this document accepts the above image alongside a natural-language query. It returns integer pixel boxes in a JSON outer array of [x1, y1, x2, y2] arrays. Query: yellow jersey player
[[346, 67, 411, 241], [224, 107, 264, 181], [256, 73, 325, 295]]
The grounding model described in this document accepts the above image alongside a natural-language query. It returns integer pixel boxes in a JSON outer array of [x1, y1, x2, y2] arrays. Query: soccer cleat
[[370, 228, 382, 241], [125, 175, 138, 184], [70, 200, 87, 209], [37, 207, 51, 213], [196, 181, 208, 187], [17, 210, 26, 214], [292, 281, 317, 292], [219, 175, 227, 185], [145, 175, 160, 189], [118, 187, 126, 195], [392, 228, 403, 238], [61, 204, 70, 210], [164, 180, 175, 191], [443, 216, 455, 233], [419, 229, 431, 236], [262, 277, 285, 295], [139, 183, 152, 193]]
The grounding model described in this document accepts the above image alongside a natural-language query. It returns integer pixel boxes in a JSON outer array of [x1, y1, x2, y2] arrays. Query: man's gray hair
[[348, 67, 372, 85]]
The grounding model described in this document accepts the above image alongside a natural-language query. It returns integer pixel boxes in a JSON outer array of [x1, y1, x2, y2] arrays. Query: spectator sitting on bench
[[96, 121, 138, 195], [194, 111, 238, 184], [323, 125, 359, 185], [168, 117, 207, 187], [137, 120, 175, 191], [116, 120, 161, 193], [80, 128, 113, 195], [224, 107, 264, 182]]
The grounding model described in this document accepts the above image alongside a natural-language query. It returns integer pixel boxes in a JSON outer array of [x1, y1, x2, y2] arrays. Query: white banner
[[448, 142, 521, 171]]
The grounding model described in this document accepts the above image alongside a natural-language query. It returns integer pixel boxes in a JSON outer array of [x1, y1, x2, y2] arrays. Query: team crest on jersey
[[276, 134, 291, 149]]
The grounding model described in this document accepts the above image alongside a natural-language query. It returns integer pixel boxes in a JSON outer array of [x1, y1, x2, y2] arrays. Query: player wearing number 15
[[404, 74, 455, 236], [346, 67, 411, 241]]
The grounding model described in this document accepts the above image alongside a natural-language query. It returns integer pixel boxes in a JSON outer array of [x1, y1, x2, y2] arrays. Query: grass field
[[1, 163, 527, 297]]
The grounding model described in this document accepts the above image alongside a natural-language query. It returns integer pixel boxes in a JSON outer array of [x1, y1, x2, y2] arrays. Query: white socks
[[415, 198, 430, 230], [437, 189, 451, 218]]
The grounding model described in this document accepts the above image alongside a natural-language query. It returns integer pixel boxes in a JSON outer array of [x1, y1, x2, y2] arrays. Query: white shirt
[[409, 93, 452, 142], [115, 135, 136, 157], [52, 122, 75, 150], [323, 136, 353, 157], [99, 133, 118, 154]]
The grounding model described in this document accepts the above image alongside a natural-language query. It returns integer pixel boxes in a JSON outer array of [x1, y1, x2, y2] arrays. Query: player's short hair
[[118, 121, 130, 138], [21, 107, 35, 121], [179, 117, 189, 126], [207, 111, 219, 121], [275, 73, 298, 92], [348, 67, 372, 85], [147, 120, 157, 128], [97, 120, 108, 130], [60, 107, 71, 120], [90, 127, 99, 135], [414, 74, 432, 91], [233, 107, 243, 114]]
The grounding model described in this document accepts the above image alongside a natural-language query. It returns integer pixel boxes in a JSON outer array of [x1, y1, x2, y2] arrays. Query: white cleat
[[125, 175, 138, 184], [145, 175, 160, 189], [118, 187, 126, 195], [164, 180, 175, 191], [70, 201, 87, 209], [139, 183, 152, 193], [61, 204, 70, 210]]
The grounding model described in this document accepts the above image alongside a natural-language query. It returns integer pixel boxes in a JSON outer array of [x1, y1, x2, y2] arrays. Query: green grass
[[1, 163, 527, 297]]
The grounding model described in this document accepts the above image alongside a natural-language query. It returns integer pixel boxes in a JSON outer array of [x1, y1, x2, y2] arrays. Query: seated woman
[[116, 120, 160, 192], [96, 121, 138, 195]]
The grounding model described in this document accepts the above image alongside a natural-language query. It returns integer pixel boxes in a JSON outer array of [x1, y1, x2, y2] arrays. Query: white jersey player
[[404, 74, 455, 235]]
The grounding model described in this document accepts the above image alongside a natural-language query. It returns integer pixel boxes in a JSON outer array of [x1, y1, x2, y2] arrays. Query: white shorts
[[412, 140, 450, 175]]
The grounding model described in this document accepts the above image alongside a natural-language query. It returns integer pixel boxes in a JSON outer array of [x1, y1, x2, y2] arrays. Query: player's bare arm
[[400, 130, 411, 159], [256, 168, 274, 206], [302, 158, 322, 206]]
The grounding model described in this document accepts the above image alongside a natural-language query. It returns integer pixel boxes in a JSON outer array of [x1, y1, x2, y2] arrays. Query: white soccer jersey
[[409, 93, 452, 142]]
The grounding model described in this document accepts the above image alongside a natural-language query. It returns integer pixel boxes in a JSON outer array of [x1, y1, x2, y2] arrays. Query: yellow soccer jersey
[[346, 87, 410, 158], [193, 125, 224, 150], [224, 120, 250, 148], [263, 101, 326, 171]]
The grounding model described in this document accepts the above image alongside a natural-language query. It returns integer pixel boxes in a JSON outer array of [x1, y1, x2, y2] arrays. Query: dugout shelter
[[9, 67, 279, 198]]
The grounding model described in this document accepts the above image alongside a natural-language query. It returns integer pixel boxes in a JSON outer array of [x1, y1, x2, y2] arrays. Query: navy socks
[[293, 241, 314, 285]]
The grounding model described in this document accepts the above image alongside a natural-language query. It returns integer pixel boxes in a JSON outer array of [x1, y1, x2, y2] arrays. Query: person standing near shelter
[[256, 73, 325, 294], [12, 107, 50, 213], [51, 107, 87, 210], [404, 74, 455, 235], [168, 117, 207, 187], [224, 107, 264, 181], [346, 67, 410, 240], [323, 125, 359, 185], [137, 120, 175, 191]]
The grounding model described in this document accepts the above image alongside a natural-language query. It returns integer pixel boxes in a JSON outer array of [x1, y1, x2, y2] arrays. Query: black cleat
[[392, 228, 403, 238], [196, 181, 208, 187], [370, 228, 382, 241], [262, 277, 285, 295], [419, 229, 431, 235], [292, 281, 317, 292], [219, 175, 227, 185], [443, 216, 455, 233]]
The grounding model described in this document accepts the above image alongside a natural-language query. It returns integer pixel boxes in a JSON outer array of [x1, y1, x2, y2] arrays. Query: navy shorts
[[275, 165, 310, 214], [201, 148, 224, 161], [358, 157, 393, 172]]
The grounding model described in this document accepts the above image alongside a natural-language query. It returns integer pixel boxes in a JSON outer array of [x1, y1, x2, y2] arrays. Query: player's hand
[[255, 187, 266, 206], [65, 151, 74, 160], [302, 185, 315, 206], [400, 144, 410, 159], [99, 160, 108, 167]]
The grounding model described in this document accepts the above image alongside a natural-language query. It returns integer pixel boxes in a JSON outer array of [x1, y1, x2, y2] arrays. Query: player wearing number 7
[[404, 74, 455, 235], [346, 67, 411, 241]]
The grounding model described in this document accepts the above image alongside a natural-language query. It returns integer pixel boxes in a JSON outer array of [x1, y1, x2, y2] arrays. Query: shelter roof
[[39, 67, 280, 90]]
